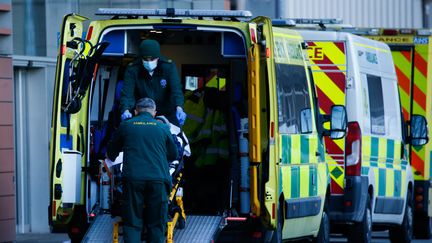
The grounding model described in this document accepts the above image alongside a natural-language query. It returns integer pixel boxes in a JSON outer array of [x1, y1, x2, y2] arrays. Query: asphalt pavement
[[15, 231, 432, 242]]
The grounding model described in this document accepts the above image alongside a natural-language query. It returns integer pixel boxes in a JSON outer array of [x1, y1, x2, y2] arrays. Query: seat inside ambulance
[[89, 27, 250, 216]]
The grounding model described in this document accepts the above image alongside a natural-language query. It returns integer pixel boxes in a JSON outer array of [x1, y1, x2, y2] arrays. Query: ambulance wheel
[[414, 214, 432, 239], [389, 191, 413, 243], [177, 216, 186, 229], [347, 195, 372, 243], [313, 208, 329, 243]]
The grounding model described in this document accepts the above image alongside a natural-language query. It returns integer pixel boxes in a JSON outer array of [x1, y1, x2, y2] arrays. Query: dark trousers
[[122, 180, 168, 243]]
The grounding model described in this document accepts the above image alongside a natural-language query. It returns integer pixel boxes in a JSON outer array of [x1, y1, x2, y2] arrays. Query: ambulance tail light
[[345, 122, 362, 176], [382, 29, 398, 35], [415, 185, 426, 210]]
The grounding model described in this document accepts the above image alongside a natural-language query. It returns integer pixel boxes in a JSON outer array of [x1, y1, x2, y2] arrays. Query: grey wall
[[14, 56, 56, 233]]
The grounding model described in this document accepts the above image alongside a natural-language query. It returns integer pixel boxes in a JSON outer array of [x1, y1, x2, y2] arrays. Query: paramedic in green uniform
[[120, 39, 187, 126], [107, 97, 179, 243]]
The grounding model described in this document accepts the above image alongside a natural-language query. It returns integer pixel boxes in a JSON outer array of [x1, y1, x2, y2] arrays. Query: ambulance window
[[382, 78, 402, 139], [366, 74, 385, 135], [276, 64, 312, 134]]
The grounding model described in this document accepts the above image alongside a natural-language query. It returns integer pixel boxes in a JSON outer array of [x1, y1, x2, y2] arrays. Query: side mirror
[[300, 108, 313, 133], [409, 114, 428, 146], [329, 105, 347, 139]]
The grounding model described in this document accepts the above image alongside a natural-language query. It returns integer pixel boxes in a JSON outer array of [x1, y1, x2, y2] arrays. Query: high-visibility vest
[[206, 75, 226, 91], [195, 109, 229, 167], [195, 108, 214, 142], [183, 92, 205, 140]]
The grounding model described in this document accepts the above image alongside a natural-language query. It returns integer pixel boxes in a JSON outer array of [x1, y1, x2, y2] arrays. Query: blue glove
[[121, 110, 132, 121], [176, 107, 187, 126]]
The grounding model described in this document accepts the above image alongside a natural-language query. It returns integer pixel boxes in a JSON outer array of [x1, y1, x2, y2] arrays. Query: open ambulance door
[[247, 16, 278, 227], [49, 13, 95, 239]]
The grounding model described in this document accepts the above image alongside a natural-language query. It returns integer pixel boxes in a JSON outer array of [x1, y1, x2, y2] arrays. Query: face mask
[[143, 59, 158, 72]]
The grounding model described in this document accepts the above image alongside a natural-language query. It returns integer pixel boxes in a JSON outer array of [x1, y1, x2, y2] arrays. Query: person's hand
[[121, 110, 132, 120], [176, 106, 187, 126]]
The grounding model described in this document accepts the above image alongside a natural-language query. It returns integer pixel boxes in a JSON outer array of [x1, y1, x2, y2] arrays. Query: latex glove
[[121, 110, 132, 121], [176, 106, 187, 126]]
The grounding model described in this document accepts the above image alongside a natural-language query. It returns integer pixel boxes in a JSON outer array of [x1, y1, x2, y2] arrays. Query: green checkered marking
[[331, 166, 343, 179]]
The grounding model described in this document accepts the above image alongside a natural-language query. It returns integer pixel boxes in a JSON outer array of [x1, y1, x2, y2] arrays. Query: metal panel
[[0, 149, 13, 172], [0, 172, 14, 195], [13, 57, 56, 233], [0, 196, 15, 219], [0, 79, 12, 101], [0, 219, 15, 241], [0, 126, 13, 148], [283, 0, 423, 28], [0, 57, 12, 78], [174, 215, 222, 242], [0, 102, 12, 125]]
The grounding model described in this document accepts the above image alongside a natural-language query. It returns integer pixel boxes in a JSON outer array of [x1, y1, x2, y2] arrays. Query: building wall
[[282, 0, 423, 28], [0, 0, 15, 241], [238, 0, 424, 28]]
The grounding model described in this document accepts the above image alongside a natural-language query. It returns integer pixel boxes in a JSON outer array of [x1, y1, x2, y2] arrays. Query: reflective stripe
[[213, 124, 226, 132], [188, 113, 204, 123]]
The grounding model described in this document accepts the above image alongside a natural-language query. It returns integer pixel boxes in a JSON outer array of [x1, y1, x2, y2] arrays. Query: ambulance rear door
[[247, 16, 276, 224], [49, 13, 90, 228]]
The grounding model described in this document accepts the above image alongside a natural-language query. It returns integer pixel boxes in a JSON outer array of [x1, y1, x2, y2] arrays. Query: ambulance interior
[[88, 27, 253, 217]]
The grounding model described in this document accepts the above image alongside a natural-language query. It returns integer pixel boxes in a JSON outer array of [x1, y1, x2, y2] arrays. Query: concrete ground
[[16, 233, 70, 243]]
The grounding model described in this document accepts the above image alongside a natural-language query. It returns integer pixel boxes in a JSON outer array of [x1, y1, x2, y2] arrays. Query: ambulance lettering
[[308, 46, 324, 60], [369, 36, 413, 44], [414, 37, 429, 44]]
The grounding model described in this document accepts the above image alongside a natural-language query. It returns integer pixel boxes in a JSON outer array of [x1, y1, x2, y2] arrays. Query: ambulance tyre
[[313, 204, 330, 243], [389, 191, 413, 243], [348, 195, 372, 243]]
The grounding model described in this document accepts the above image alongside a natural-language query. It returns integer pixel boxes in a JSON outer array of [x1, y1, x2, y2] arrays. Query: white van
[[287, 29, 428, 242]]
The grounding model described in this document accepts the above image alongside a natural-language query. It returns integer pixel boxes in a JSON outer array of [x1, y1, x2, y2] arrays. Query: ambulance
[[273, 19, 429, 242], [48, 9, 348, 242], [351, 28, 432, 239]]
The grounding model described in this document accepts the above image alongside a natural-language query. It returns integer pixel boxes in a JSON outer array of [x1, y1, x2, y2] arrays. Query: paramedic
[[119, 39, 187, 126], [107, 97, 179, 243]]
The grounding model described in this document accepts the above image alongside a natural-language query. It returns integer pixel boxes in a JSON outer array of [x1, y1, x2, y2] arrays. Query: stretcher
[[83, 116, 191, 243]]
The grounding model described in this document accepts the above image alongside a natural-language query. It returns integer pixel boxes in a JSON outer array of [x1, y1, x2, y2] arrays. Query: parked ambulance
[[352, 27, 432, 240], [49, 9, 347, 242], [273, 19, 429, 243]]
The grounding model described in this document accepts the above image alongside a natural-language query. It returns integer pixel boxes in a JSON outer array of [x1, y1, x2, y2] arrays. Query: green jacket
[[107, 112, 179, 183], [120, 57, 184, 124]]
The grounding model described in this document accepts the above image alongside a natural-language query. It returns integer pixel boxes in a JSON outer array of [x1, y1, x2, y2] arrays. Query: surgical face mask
[[143, 59, 158, 72]]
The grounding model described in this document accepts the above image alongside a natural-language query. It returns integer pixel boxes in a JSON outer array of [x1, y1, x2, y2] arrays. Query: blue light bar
[[292, 18, 343, 25], [272, 19, 296, 27], [96, 8, 252, 18]]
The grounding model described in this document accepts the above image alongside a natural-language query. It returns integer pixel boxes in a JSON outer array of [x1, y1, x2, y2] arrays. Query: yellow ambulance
[[49, 9, 347, 242]]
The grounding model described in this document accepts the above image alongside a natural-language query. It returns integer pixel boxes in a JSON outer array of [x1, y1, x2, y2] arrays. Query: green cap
[[139, 39, 161, 58]]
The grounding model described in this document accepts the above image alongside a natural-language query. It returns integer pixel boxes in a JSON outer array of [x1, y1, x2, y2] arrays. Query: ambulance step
[[174, 215, 223, 243], [82, 214, 117, 243]]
